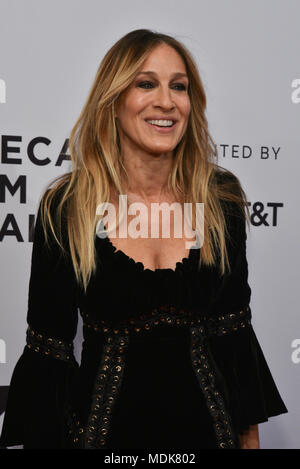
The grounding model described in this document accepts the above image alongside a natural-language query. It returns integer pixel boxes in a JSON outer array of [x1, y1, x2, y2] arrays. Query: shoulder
[[211, 166, 249, 247], [212, 166, 243, 196], [37, 176, 72, 250], [211, 166, 246, 216], [38, 175, 72, 232], [41, 176, 71, 210]]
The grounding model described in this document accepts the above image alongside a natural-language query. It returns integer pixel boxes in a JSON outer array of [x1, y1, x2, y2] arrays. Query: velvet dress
[[0, 181, 288, 449]]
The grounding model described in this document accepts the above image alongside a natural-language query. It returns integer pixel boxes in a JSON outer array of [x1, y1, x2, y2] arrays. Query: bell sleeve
[[0, 187, 80, 449], [208, 200, 288, 435]]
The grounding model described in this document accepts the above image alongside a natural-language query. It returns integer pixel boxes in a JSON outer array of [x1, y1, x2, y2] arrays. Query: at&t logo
[[248, 202, 283, 227]]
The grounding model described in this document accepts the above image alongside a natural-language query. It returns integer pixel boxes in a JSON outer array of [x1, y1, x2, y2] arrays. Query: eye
[[137, 81, 187, 91], [173, 83, 187, 91], [137, 81, 154, 89]]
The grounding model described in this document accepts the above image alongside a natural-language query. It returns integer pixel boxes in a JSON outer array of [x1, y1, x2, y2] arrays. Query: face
[[115, 43, 191, 156]]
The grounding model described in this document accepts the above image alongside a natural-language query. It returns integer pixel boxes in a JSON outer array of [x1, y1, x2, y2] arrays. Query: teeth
[[146, 119, 174, 127]]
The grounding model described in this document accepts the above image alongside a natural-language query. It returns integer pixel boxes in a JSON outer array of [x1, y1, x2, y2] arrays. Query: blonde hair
[[40, 29, 250, 293]]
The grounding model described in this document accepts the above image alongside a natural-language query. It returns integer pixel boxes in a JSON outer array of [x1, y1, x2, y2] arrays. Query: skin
[[115, 43, 190, 204], [112, 43, 194, 268], [115, 43, 260, 449], [239, 425, 260, 449]]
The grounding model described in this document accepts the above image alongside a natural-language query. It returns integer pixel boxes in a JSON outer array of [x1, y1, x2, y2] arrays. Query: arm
[[207, 198, 287, 449], [0, 186, 80, 449]]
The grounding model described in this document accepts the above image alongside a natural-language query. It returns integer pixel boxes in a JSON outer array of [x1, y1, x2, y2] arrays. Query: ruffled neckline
[[99, 233, 200, 274]]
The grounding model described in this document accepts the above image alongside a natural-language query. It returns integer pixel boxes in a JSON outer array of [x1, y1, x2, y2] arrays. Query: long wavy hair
[[39, 29, 250, 292]]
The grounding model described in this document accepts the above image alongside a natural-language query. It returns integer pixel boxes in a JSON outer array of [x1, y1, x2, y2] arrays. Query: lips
[[144, 118, 178, 123], [144, 120, 178, 133]]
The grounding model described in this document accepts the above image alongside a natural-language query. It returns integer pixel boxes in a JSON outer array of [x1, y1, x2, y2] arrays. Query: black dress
[[0, 184, 288, 449]]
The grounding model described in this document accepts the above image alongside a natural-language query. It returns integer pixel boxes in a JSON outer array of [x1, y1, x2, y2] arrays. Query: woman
[[0, 29, 287, 449]]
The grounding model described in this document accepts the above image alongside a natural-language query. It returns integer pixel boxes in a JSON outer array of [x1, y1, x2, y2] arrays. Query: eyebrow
[[136, 70, 188, 79]]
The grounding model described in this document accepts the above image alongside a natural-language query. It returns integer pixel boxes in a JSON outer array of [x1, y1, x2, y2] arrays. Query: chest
[[103, 199, 196, 271]]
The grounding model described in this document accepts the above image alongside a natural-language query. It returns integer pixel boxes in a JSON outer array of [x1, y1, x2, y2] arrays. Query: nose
[[153, 84, 175, 110]]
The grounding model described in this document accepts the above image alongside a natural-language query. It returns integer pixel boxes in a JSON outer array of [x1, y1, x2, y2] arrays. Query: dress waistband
[[81, 304, 252, 338]]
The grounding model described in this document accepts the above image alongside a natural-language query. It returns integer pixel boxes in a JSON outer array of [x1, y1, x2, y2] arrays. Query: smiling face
[[115, 43, 191, 157]]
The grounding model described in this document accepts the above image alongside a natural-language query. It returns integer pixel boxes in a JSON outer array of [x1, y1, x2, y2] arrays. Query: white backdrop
[[0, 0, 299, 449]]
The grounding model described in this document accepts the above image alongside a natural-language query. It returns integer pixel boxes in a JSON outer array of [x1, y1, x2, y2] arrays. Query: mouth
[[144, 119, 178, 133]]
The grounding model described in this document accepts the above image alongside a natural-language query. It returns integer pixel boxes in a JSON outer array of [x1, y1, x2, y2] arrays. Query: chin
[[148, 146, 174, 154], [145, 140, 177, 152]]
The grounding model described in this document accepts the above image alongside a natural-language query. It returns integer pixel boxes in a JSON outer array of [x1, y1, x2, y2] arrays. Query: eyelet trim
[[25, 326, 77, 365], [81, 304, 251, 337], [64, 408, 85, 448], [65, 331, 129, 449], [204, 307, 251, 336], [190, 325, 237, 448], [64, 305, 250, 448]]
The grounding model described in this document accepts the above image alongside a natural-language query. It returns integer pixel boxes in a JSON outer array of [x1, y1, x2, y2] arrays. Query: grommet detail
[[73, 304, 252, 448], [80, 304, 251, 339], [190, 325, 237, 449], [25, 326, 77, 365], [84, 330, 129, 449]]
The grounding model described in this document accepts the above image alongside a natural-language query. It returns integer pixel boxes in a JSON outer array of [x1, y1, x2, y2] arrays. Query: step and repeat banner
[[0, 0, 299, 449]]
